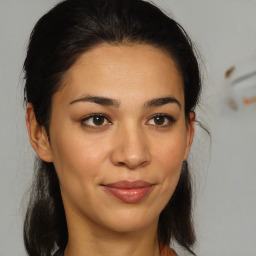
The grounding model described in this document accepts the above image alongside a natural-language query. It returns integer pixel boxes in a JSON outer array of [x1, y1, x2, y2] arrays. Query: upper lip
[[102, 180, 153, 188]]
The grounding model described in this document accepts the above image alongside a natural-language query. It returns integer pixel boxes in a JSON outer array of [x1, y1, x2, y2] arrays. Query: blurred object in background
[[222, 56, 256, 111]]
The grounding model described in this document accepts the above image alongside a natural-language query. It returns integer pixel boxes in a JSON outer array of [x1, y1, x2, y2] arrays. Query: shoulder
[[160, 243, 178, 256]]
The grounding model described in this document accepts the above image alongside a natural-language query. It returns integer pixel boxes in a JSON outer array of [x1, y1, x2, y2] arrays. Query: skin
[[26, 44, 195, 256]]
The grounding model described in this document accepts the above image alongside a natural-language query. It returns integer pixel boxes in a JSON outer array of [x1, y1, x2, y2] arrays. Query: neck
[[64, 217, 160, 256]]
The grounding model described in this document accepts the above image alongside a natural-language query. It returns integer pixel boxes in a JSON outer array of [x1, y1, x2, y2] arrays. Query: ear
[[26, 103, 53, 162], [184, 111, 195, 160]]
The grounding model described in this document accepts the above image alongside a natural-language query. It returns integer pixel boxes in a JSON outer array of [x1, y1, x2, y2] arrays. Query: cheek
[[150, 131, 187, 198], [50, 128, 109, 186], [152, 131, 187, 170]]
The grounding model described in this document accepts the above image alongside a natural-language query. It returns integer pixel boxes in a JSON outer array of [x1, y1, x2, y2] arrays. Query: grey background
[[0, 0, 256, 255]]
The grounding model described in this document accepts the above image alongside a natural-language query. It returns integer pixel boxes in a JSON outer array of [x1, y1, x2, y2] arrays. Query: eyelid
[[146, 113, 177, 127], [80, 113, 176, 129], [80, 113, 112, 129]]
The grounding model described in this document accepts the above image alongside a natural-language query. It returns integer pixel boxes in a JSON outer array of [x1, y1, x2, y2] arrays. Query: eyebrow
[[69, 95, 181, 109]]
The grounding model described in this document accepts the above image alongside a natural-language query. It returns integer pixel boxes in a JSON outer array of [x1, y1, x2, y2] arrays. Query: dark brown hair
[[23, 0, 202, 255]]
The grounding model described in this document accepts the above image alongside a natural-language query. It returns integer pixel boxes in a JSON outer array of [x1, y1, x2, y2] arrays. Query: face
[[29, 44, 194, 234]]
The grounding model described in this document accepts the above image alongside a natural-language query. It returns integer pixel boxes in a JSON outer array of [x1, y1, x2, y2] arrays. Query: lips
[[102, 180, 154, 203]]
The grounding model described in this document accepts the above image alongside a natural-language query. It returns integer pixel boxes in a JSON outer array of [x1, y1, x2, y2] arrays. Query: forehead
[[56, 43, 184, 107]]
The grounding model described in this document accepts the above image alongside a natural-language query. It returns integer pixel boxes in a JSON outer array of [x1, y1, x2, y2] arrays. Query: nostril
[[117, 162, 126, 167], [117, 159, 149, 169]]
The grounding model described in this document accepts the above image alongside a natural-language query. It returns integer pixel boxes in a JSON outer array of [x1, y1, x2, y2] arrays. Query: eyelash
[[80, 113, 176, 129]]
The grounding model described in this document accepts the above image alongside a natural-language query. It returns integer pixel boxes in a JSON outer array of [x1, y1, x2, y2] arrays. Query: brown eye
[[92, 116, 105, 126], [147, 114, 176, 127], [81, 114, 111, 128], [154, 116, 165, 125]]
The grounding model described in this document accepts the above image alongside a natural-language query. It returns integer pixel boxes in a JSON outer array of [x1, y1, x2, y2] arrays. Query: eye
[[147, 114, 176, 127], [81, 114, 111, 128]]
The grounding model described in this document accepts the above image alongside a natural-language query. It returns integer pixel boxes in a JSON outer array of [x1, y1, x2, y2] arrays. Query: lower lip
[[103, 186, 153, 203]]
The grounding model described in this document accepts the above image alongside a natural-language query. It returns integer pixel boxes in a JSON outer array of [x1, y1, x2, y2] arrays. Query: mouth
[[101, 180, 155, 203]]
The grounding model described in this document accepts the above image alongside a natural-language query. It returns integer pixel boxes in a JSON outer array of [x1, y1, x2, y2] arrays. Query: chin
[[99, 209, 159, 234]]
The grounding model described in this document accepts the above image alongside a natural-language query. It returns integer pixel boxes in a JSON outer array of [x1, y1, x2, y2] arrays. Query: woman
[[23, 0, 201, 255]]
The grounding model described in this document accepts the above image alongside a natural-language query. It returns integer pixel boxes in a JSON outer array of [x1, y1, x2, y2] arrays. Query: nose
[[110, 125, 151, 169]]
